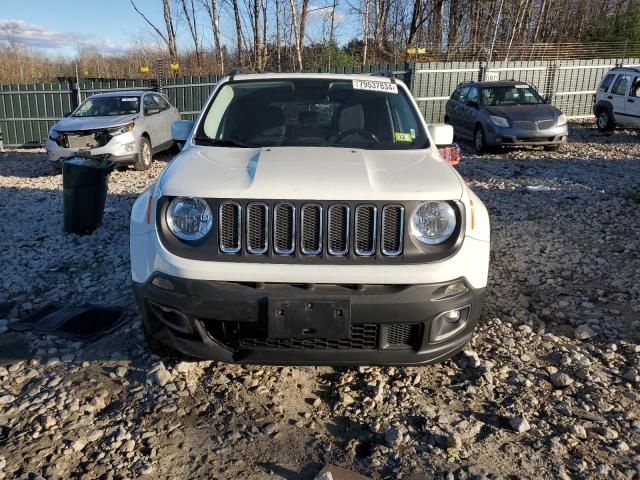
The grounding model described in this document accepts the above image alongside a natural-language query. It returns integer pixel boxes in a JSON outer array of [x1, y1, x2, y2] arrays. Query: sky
[[0, 0, 356, 58]]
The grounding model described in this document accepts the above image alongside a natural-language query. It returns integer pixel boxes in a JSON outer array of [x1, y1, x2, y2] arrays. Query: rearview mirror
[[171, 120, 194, 142], [427, 124, 454, 146]]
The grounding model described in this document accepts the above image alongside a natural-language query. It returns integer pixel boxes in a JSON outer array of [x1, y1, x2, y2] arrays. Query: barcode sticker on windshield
[[121, 97, 138, 102], [352, 79, 398, 94]]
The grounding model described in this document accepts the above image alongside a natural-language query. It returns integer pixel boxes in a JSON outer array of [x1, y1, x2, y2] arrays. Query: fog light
[[445, 309, 461, 323], [124, 141, 135, 152], [152, 277, 174, 291]]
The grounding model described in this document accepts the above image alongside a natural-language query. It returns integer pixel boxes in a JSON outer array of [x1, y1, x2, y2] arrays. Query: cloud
[[0, 19, 89, 49]]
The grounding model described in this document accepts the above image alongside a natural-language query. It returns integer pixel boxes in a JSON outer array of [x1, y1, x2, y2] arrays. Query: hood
[[53, 113, 138, 132], [484, 104, 560, 122], [159, 146, 463, 201]]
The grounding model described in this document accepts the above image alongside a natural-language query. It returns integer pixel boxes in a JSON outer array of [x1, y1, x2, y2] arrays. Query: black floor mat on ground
[[10, 304, 127, 342]]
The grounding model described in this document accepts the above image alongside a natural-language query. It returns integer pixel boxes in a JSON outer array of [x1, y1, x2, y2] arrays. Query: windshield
[[194, 78, 429, 149], [73, 96, 140, 117], [481, 85, 543, 106]]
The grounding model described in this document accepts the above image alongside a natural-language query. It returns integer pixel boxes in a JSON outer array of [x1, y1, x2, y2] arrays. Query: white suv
[[594, 67, 640, 131], [129, 72, 490, 365]]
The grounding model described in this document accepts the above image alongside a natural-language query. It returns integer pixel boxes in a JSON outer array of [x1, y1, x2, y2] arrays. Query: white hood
[[159, 146, 463, 201]]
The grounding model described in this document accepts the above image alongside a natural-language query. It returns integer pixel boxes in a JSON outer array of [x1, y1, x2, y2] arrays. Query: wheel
[[474, 126, 487, 153], [544, 145, 560, 152], [596, 109, 615, 132], [50, 163, 62, 175], [134, 137, 153, 171]]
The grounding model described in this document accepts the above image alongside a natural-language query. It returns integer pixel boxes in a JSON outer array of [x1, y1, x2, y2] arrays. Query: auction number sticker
[[352, 79, 398, 94], [121, 97, 138, 102]]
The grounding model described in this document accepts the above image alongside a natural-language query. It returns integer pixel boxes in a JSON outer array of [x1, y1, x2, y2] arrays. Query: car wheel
[[134, 137, 153, 171], [596, 109, 615, 132], [474, 126, 487, 153]]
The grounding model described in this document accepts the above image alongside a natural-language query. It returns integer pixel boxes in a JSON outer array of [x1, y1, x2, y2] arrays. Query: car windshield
[[194, 78, 429, 149], [73, 96, 140, 117], [481, 85, 543, 106]]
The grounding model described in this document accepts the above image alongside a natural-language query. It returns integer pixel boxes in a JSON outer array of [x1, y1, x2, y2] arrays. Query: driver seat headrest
[[336, 104, 365, 132]]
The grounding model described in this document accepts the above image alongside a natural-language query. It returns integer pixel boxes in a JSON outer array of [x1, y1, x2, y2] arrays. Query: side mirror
[[544, 96, 552, 104], [145, 107, 161, 116], [428, 124, 454, 146], [171, 119, 194, 142]]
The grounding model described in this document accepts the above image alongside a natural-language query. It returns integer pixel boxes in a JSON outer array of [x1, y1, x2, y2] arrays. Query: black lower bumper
[[133, 274, 485, 366]]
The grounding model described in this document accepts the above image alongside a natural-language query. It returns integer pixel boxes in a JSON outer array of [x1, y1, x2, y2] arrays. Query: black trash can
[[62, 156, 115, 234]]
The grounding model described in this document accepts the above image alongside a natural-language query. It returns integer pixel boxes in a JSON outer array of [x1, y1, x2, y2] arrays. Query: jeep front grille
[[216, 201, 405, 257]]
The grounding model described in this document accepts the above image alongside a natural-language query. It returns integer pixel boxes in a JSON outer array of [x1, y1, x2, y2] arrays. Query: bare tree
[[130, 0, 178, 62], [288, 0, 304, 70], [181, 0, 202, 68], [202, 0, 225, 73]]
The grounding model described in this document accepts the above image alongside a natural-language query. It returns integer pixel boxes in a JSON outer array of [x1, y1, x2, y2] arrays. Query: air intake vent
[[381, 205, 404, 256], [246, 203, 268, 254], [354, 205, 376, 256], [301, 204, 322, 255], [219, 202, 241, 253], [327, 204, 349, 256], [273, 203, 295, 255]]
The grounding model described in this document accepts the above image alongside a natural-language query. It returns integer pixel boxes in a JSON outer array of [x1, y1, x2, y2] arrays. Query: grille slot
[[513, 120, 536, 130], [387, 324, 420, 347], [238, 324, 379, 350], [327, 204, 349, 256], [537, 119, 554, 130], [219, 202, 241, 253], [354, 205, 377, 256], [273, 203, 295, 255], [300, 204, 322, 255], [381, 205, 404, 256], [246, 203, 268, 254]]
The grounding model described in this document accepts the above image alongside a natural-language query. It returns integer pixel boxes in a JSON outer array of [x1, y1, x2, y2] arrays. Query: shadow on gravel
[[258, 462, 322, 479]]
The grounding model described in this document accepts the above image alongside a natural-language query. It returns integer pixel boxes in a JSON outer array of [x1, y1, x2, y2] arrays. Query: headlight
[[166, 197, 213, 241], [49, 129, 60, 141], [109, 122, 135, 136], [557, 114, 567, 126], [410, 201, 456, 245], [489, 115, 509, 127]]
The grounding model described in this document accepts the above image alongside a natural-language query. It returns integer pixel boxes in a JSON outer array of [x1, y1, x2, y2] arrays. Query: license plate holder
[[268, 298, 351, 339]]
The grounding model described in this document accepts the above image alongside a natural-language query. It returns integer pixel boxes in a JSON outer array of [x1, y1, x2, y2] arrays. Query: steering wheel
[[335, 129, 380, 144]]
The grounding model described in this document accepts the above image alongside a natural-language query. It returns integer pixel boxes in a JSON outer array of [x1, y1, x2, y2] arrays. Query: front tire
[[134, 137, 153, 171], [596, 109, 615, 132], [474, 126, 488, 153]]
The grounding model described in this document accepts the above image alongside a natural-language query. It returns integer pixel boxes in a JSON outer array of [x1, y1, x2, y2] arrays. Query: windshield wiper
[[193, 136, 251, 148]]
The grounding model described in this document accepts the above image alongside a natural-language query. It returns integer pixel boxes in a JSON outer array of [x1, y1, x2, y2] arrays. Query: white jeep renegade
[[130, 72, 490, 365]]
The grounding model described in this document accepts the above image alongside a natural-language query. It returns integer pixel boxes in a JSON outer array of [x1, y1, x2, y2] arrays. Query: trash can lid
[[63, 156, 113, 169]]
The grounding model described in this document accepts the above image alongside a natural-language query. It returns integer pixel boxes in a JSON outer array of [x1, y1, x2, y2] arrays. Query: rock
[[261, 423, 277, 435], [570, 425, 587, 439], [116, 366, 128, 377], [622, 368, 638, 383], [340, 393, 355, 407], [71, 438, 87, 452], [0, 394, 15, 405], [574, 325, 595, 340], [384, 426, 405, 448], [39, 415, 55, 429], [446, 432, 462, 449], [550, 372, 574, 388], [151, 368, 172, 387], [509, 416, 530, 433]]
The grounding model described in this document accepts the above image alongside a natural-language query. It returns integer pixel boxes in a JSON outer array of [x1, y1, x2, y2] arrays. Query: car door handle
[[607, 95, 613, 99], [628, 99, 635, 103]]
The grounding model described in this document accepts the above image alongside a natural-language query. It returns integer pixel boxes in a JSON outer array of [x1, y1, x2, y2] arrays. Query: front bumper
[[134, 274, 485, 365], [45, 133, 138, 164], [484, 123, 568, 146]]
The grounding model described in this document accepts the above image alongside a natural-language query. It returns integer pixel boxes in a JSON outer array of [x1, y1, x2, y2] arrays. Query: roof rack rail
[[228, 68, 242, 81], [370, 70, 396, 84]]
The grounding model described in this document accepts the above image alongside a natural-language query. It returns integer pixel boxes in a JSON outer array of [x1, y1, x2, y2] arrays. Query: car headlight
[[166, 197, 213, 241], [410, 201, 456, 245], [489, 115, 509, 127], [49, 129, 60, 141], [557, 114, 567, 126], [109, 122, 135, 136]]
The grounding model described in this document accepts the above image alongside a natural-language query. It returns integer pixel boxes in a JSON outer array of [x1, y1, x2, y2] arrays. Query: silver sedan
[[45, 90, 180, 171]]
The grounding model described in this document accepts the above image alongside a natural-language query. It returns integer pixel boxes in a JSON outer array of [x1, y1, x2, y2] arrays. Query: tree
[[202, 0, 225, 73], [130, 0, 178, 62]]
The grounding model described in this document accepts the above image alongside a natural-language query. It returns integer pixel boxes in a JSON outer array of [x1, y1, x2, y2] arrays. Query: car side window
[[154, 94, 170, 110], [599, 74, 616, 93], [631, 77, 640, 98], [467, 86, 479, 104], [611, 74, 632, 96], [454, 86, 470, 102]]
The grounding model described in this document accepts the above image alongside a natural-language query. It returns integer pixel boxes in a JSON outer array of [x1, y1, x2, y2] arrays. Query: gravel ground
[[0, 122, 638, 480]]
